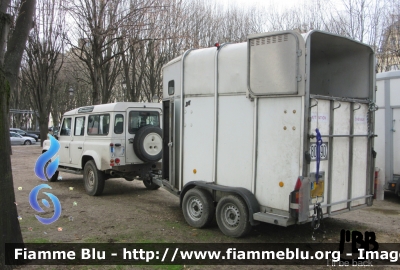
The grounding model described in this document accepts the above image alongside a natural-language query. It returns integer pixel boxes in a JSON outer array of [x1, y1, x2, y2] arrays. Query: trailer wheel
[[83, 160, 105, 196], [133, 126, 163, 163], [182, 188, 215, 228], [216, 195, 251, 237]]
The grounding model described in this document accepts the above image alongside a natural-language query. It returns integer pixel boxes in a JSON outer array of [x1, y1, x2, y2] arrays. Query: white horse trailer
[[155, 30, 377, 237], [375, 70, 400, 196]]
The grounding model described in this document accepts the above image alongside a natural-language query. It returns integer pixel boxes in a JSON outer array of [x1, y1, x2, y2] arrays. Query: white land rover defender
[[42, 102, 163, 195]]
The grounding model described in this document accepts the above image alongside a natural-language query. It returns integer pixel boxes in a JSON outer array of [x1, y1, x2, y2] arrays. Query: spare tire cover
[[133, 125, 163, 163]]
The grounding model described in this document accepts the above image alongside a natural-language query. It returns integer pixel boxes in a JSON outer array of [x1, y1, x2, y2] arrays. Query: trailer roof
[[376, 70, 400, 81]]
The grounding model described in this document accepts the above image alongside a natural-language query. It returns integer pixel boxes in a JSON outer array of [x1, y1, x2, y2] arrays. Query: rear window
[[114, 114, 124, 134], [87, 114, 110, 135], [128, 111, 159, 134]]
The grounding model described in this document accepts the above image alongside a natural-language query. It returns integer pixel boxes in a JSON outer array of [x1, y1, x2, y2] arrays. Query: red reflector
[[294, 178, 302, 191], [110, 143, 114, 146], [115, 158, 120, 164], [110, 159, 114, 163]]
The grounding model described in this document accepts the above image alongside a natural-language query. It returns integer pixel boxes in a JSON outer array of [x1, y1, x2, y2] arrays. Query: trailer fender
[[180, 181, 260, 226]]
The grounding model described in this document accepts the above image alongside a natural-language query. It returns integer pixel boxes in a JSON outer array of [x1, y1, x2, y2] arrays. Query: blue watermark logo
[[29, 184, 62, 224], [29, 135, 62, 225], [34, 135, 60, 181]]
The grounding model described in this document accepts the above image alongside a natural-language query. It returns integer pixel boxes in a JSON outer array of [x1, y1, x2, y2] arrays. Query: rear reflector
[[294, 177, 302, 191]]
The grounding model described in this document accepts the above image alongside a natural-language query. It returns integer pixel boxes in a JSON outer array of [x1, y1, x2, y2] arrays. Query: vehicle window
[[168, 80, 174, 95], [87, 114, 110, 135], [60, 118, 72, 136], [114, 114, 124, 134], [128, 111, 159, 134], [74, 116, 85, 136]]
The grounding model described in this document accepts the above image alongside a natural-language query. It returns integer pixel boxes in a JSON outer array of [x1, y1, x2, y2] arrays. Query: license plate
[[310, 142, 328, 160]]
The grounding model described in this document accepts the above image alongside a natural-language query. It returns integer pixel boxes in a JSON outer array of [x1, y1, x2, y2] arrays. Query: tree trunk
[[0, 71, 23, 269], [0, 0, 37, 268], [39, 114, 48, 146]]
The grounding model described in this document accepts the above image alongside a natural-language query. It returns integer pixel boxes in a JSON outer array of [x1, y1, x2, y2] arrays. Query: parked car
[[9, 128, 39, 141], [10, 132, 36, 145], [25, 130, 41, 139]]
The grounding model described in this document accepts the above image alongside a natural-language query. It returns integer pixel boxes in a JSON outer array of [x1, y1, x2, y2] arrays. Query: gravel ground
[[10, 144, 400, 270]]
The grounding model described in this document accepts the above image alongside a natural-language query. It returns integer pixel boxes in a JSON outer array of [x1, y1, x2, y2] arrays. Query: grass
[[25, 237, 51, 243]]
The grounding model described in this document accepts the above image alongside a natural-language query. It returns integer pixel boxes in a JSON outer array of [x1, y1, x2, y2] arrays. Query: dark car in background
[[9, 128, 39, 142]]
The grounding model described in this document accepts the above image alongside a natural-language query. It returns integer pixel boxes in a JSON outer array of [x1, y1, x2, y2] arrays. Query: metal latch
[[168, 142, 173, 147], [128, 138, 134, 144]]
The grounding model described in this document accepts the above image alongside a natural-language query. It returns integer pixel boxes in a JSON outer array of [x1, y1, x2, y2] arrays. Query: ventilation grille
[[250, 34, 289, 46]]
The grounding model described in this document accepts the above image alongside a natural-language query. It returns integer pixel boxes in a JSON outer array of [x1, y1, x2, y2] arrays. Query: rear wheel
[[182, 188, 215, 228], [216, 195, 251, 237], [83, 160, 105, 196], [24, 140, 32, 145]]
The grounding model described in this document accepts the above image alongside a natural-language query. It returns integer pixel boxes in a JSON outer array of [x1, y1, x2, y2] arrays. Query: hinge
[[296, 74, 302, 82], [297, 49, 302, 57]]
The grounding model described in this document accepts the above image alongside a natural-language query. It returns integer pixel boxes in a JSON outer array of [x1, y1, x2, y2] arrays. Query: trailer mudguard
[[180, 181, 260, 226]]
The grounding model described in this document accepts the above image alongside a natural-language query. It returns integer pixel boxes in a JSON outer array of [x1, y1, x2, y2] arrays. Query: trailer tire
[[83, 160, 105, 196], [216, 195, 252, 237], [133, 126, 163, 163], [182, 188, 215, 228]]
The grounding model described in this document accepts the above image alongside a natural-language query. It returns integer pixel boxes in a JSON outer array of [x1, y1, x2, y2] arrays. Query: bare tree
[[20, 0, 66, 145], [65, 0, 156, 105]]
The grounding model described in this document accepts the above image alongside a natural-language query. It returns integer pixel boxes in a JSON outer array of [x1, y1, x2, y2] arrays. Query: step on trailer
[[154, 30, 377, 237], [375, 70, 400, 197]]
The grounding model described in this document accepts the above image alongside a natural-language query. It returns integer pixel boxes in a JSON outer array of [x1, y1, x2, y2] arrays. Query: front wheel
[[83, 160, 105, 196], [49, 171, 59, 182], [182, 188, 215, 228], [24, 140, 32, 145], [216, 195, 252, 237]]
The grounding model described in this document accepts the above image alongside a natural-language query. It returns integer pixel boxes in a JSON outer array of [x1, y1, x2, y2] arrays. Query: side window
[[60, 118, 72, 136], [168, 80, 174, 95], [74, 116, 85, 136], [114, 114, 124, 134], [87, 114, 110, 135], [128, 111, 160, 134]]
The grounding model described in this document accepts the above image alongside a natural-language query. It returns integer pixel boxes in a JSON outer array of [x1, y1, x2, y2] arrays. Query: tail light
[[290, 177, 302, 218], [115, 158, 120, 164]]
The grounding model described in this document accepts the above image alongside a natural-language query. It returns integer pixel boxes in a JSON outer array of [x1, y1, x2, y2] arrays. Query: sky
[[224, 0, 346, 11]]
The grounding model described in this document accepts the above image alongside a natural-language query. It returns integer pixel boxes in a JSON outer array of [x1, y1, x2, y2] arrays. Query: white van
[[155, 30, 377, 237], [43, 102, 162, 195]]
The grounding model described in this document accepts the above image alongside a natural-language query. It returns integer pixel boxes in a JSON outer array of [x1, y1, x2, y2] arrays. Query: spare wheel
[[133, 125, 162, 163]]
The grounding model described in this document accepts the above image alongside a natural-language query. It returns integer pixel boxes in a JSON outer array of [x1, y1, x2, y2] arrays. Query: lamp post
[[121, 81, 127, 102], [68, 87, 74, 110]]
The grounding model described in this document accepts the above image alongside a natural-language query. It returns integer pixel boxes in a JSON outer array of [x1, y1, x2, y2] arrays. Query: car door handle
[[78, 147, 82, 149], [65, 146, 69, 148], [115, 143, 121, 147]]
